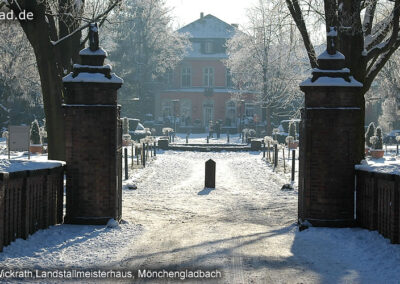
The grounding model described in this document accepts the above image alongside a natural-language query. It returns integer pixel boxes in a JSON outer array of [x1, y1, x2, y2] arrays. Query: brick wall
[[0, 166, 64, 251], [64, 105, 122, 224], [356, 170, 400, 244]]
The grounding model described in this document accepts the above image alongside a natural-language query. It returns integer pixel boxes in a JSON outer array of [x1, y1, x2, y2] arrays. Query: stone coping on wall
[[355, 157, 400, 175], [0, 159, 65, 173]]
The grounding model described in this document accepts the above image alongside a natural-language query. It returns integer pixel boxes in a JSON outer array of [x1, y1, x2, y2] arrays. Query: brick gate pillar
[[298, 28, 364, 227], [62, 23, 123, 225]]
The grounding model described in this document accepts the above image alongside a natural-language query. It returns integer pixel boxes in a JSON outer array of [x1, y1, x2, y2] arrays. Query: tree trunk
[[266, 106, 272, 136], [18, 3, 66, 161]]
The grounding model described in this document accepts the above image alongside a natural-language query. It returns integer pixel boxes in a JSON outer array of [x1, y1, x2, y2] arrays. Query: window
[[166, 70, 174, 87], [180, 99, 192, 126], [225, 101, 236, 126], [226, 69, 233, 88], [245, 103, 255, 117], [181, 67, 191, 88], [205, 41, 214, 53], [162, 100, 172, 117], [203, 67, 214, 87]]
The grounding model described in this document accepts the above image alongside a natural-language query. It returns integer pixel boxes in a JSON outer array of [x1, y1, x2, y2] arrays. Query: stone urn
[[30, 144, 43, 154]]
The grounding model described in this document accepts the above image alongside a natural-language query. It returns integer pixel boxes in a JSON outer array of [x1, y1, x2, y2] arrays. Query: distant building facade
[[155, 13, 260, 132]]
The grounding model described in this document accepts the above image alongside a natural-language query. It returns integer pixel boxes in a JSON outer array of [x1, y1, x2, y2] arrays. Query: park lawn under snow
[[0, 137, 399, 283]]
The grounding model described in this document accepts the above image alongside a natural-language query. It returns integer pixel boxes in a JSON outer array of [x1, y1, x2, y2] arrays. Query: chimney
[[231, 24, 238, 28], [200, 12, 204, 19]]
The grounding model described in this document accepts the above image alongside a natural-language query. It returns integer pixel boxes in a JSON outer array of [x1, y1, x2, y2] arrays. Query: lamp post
[[239, 99, 245, 136], [172, 99, 180, 135]]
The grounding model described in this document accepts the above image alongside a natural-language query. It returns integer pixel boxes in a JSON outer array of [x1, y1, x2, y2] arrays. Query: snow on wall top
[[0, 159, 64, 173], [356, 158, 400, 176], [178, 14, 236, 39], [79, 47, 108, 57], [63, 72, 123, 84], [300, 76, 363, 87]]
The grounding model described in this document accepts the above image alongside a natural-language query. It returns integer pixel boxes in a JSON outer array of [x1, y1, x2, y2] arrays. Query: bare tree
[[285, 0, 400, 157], [3, 0, 121, 160], [286, 0, 400, 94], [0, 21, 42, 127], [226, 0, 305, 135]]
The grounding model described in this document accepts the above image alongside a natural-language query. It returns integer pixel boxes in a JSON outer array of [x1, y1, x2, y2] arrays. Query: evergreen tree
[[365, 122, 375, 148], [110, 0, 188, 119], [122, 117, 129, 135], [375, 127, 383, 150], [30, 119, 41, 145], [288, 121, 296, 139]]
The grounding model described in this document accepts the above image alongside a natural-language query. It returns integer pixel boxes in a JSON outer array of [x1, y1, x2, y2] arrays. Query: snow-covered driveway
[[121, 151, 299, 283], [1, 149, 399, 283], [120, 151, 400, 283]]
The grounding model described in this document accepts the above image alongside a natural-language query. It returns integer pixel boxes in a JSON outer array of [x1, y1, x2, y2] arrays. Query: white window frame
[[203, 67, 214, 87], [181, 66, 191, 88]]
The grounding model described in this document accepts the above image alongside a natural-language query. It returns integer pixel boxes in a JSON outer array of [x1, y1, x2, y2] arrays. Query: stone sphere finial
[[89, 22, 99, 51], [327, 26, 337, 55]]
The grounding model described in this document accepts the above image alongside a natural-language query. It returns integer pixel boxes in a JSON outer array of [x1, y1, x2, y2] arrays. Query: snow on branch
[[50, 0, 122, 46]]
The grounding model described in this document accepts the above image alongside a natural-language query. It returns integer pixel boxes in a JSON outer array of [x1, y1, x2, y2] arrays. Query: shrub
[[248, 129, 256, 137], [30, 119, 41, 145], [370, 136, 378, 149], [365, 122, 375, 147], [286, 136, 294, 144], [288, 121, 296, 139], [374, 126, 383, 149], [264, 136, 273, 144], [2, 131, 8, 139]]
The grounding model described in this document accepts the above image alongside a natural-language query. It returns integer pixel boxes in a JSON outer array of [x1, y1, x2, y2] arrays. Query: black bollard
[[186, 135, 188, 144], [207, 136, 209, 144], [205, 159, 216, 188], [227, 133, 230, 143], [291, 150, 295, 182], [131, 143, 134, 169], [274, 144, 278, 169], [154, 141, 156, 156], [263, 141, 266, 158], [136, 146, 139, 165], [142, 143, 146, 167], [124, 148, 128, 180]]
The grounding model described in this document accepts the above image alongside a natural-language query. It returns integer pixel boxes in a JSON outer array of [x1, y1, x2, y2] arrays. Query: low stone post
[[142, 143, 146, 167], [262, 141, 266, 158], [205, 159, 216, 188]]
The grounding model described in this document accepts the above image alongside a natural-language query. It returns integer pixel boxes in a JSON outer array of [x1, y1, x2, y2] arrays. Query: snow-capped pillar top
[[62, 23, 123, 105], [300, 27, 362, 90]]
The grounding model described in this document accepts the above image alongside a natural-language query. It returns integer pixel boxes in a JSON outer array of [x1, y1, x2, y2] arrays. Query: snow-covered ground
[[0, 138, 399, 283]]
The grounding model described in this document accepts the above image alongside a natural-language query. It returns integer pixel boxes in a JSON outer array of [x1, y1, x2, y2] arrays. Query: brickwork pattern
[[0, 166, 64, 251], [356, 170, 400, 244]]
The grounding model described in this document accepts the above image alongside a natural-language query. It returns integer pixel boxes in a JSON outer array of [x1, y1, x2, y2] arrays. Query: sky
[[166, 0, 259, 29]]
